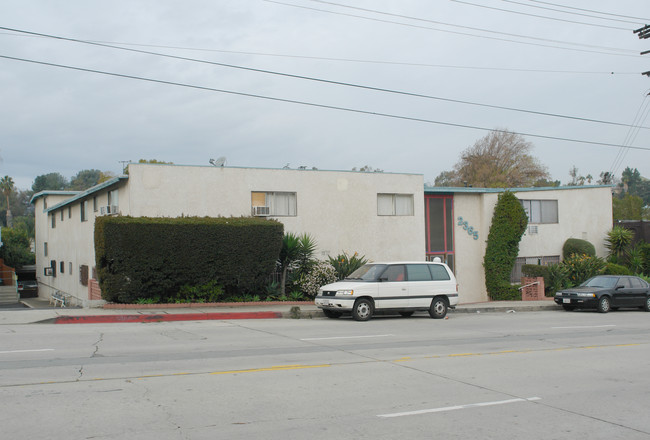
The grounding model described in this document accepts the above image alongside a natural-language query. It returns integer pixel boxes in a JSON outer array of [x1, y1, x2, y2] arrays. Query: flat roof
[[424, 184, 613, 194]]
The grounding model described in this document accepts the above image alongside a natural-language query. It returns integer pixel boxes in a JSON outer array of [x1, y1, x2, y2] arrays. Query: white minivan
[[315, 261, 459, 321]]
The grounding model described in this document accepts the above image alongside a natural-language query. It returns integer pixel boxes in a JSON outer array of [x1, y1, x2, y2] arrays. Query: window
[[251, 191, 297, 216], [407, 264, 433, 281], [429, 265, 451, 281], [60, 261, 65, 274], [108, 189, 119, 207], [44, 242, 48, 257], [377, 193, 414, 216], [81, 201, 88, 222], [425, 195, 454, 273], [69, 262, 73, 275], [43, 197, 48, 209], [60, 210, 64, 221], [50, 260, 57, 277], [519, 199, 558, 224], [93, 196, 98, 212], [51, 214, 56, 228], [80, 265, 89, 286], [68, 206, 72, 219], [382, 265, 406, 281]]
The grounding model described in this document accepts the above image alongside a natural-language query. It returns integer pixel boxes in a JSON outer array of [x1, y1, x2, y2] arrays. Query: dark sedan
[[555, 275, 650, 313]]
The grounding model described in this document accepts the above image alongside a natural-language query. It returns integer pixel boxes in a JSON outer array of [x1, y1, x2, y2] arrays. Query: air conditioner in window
[[100, 205, 119, 215], [252, 206, 271, 216], [44, 267, 53, 276]]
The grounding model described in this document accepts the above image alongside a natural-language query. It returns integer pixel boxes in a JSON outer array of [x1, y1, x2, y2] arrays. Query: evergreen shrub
[[483, 191, 528, 300], [95, 216, 283, 303], [562, 238, 596, 259]]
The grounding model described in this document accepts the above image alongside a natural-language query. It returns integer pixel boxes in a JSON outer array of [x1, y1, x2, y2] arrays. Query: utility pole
[[634, 25, 650, 76]]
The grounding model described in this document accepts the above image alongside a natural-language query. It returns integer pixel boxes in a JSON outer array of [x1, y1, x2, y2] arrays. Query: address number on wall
[[457, 216, 479, 240]]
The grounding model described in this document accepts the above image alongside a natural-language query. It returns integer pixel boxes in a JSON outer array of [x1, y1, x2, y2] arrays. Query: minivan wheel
[[429, 297, 448, 319], [352, 299, 374, 321], [597, 296, 611, 313]]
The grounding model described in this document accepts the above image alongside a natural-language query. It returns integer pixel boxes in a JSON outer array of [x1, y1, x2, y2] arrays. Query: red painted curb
[[53, 311, 283, 324]]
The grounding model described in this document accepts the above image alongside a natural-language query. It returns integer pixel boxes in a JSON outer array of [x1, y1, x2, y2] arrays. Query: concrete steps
[[0, 286, 19, 305]]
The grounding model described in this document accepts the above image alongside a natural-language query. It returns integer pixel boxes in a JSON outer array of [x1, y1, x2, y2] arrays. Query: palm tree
[[0, 176, 14, 227]]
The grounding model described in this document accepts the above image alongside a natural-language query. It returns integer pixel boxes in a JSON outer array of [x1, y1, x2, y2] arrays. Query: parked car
[[554, 275, 650, 313], [315, 261, 458, 321], [17, 280, 38, 297]]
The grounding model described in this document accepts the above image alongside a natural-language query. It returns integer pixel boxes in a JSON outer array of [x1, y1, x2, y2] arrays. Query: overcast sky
[[2, 0, 650, 191]]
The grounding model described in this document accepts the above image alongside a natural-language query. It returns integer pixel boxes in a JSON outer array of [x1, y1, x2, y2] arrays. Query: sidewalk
[[0, 297, 561, 325]]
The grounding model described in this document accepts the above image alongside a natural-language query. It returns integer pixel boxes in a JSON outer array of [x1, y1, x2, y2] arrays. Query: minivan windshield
[[346, 264, 388, 281]]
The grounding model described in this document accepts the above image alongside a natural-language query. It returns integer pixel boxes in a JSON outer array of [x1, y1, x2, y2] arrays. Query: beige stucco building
[[30, 163, 613, 307], [31, 164, 425, 306], [424, 186, 613, 303]]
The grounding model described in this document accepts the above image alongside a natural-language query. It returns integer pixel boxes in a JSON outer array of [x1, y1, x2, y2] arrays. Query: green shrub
[[602, 263, 631, 275], [95, 216, 283, 303], [605, 226, 633, 262], [562, 238, 596, 259], [563, 253, 606, 286], [175, 280, 224, 303], [483, 191, 528, 301], [546, 263, 570, 294], [328, 251, 368, 280]]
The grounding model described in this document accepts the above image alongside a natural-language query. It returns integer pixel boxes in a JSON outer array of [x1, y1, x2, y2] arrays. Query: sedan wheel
[[352, 299, 374, 321], [429, 297, 448, 319], [645, 296, 650, 312], [597, 296, 611, 313]]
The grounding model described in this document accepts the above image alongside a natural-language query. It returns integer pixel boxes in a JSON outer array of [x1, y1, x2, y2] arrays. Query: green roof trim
[[424, 184, 613, 194], [31, 176, 129, 212]]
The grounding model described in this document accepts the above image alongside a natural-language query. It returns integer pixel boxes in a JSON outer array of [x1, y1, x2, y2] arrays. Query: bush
[[562, 253, 606, 286], [483, 191, 528, 300], [602, 263, 631, 275], [546, 263, 570, 293], [297, 261, 337, 297], [328, 252, 368, 280], [95, 216, 283, 303], [562, 238, 596, 259]]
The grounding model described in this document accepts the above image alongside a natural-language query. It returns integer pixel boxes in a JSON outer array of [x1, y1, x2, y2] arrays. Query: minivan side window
[[429, 264, 451, 281], [407, 265, 433, 281], [382, 265, 406, 282]]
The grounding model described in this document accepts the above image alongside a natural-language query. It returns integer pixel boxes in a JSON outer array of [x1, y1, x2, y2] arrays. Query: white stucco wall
[[450, 186, 613, 304], [125, 164, 425, 262]]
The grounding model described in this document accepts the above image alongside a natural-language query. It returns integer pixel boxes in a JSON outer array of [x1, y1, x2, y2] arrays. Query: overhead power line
[[528, 0, 650, 22], [302, 0, 636, 53], [449, 0, 632, 31], [499, 0, 644, 25], [2, 26, 647, 131], [1, 31, 638, 75], [2, 53, 649, 153], [263, 0, 640, 57]]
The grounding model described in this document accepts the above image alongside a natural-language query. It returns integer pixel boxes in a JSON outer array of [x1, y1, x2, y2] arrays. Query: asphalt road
[[1, 310, 649, 439]]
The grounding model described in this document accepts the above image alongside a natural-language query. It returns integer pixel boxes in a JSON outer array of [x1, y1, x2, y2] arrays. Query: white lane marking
[[378, 397, 541, 418], [0, 349, 55, 354], [300, 334, 394, 341], [551, 325, 616, 329]]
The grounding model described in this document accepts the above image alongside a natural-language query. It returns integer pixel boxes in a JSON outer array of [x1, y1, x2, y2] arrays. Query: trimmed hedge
[[483, 191, 528, 300], [95, 216, 283, 303], [562, 238, 596, 259]]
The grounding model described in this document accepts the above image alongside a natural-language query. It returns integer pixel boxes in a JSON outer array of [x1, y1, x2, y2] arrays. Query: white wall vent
[[528, 225, 539, 234]]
